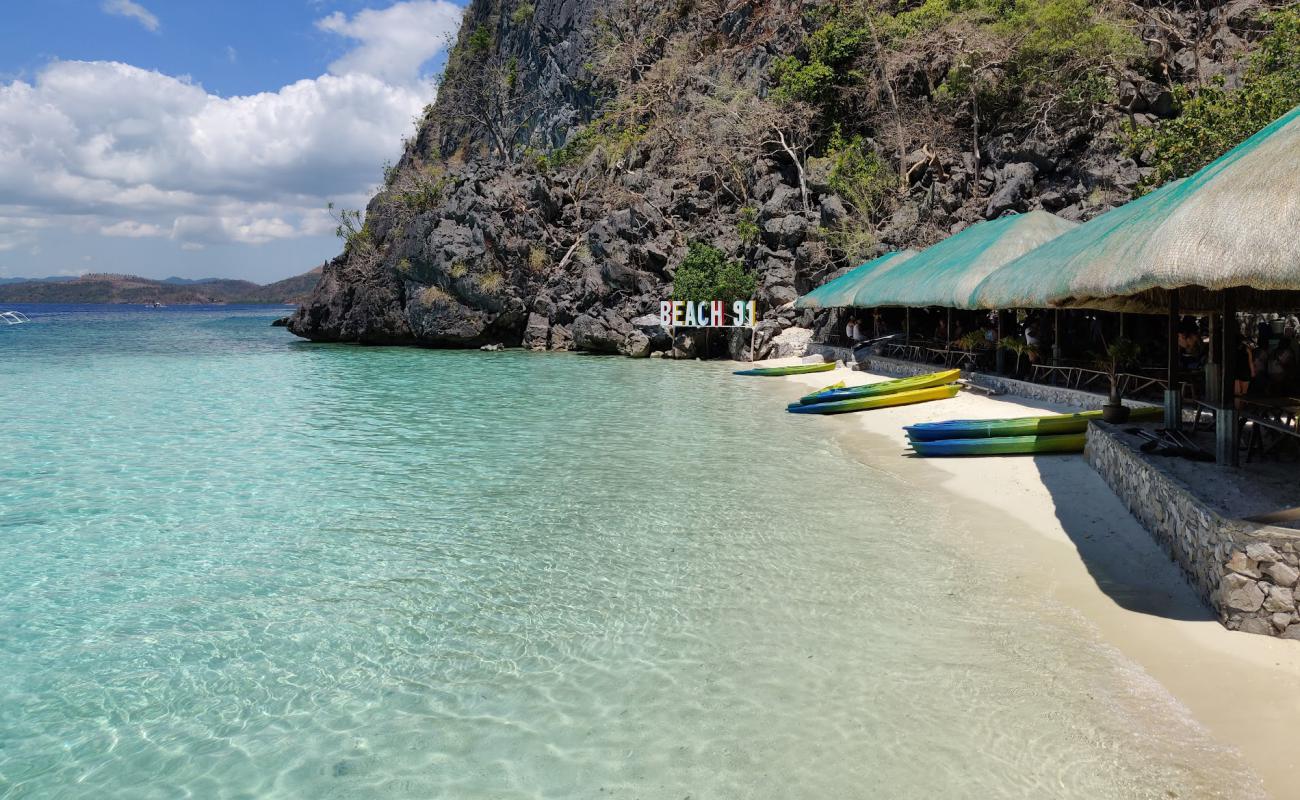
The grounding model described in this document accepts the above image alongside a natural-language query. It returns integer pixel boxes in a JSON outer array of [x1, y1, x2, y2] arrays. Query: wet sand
[[775, 362, 1300, 798]]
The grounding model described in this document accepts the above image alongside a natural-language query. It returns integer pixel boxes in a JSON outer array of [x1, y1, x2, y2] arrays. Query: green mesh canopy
[[970, 102, 1300, 313], [849, 210, 1077, 309], [795, 249, 916, 309]]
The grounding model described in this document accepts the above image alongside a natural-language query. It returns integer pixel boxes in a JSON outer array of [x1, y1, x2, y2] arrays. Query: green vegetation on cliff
[[1129, 5, 1300, 190], [671, 243, 756, 304]]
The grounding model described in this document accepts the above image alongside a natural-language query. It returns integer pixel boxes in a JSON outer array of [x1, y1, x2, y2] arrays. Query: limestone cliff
[[289, 0, 1285, 358]]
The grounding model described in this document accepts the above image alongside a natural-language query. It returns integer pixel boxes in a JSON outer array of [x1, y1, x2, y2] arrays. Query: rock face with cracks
[[290, 0, 1277, 360]]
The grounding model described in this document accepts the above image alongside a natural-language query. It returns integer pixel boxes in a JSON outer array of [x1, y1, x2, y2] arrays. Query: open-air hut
[[795, 249, 916, 310], [846, 210, 1079, 310], [970, 103, 1300, 464]]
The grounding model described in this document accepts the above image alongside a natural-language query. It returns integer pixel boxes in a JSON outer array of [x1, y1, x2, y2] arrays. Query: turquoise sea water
[[0, 306, 1251, 798]]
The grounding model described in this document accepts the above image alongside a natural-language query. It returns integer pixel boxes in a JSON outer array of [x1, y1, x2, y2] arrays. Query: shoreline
[[769, 361, 1300, 798]]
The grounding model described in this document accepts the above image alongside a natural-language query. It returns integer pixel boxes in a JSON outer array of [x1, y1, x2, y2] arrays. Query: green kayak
[[789, 384, 960, 415], [905, 405, 1162, 442], [910, 432, 1087, 457], [792, 369, 960, 407], [735, 361, 836, 377]]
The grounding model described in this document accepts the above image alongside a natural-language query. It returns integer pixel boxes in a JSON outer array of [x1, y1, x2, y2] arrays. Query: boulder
[[1226, 550, 1261, 578], [621, 331, 652, 358], [768, 326, 813, 358], [763, 184, 803, 215], [548, 323, 573, 351], [523, 312, 550, 351], [984, 162, 1037, 219], [819, 195, 849, 227], [571, 313, 632, 353], [1220, 572, 1266, 613], [1264, 585, 1296, 613], [1264, 561, 1299, 588], [1238, 616, 1275, 636], [1246, 542, 1283, 563]]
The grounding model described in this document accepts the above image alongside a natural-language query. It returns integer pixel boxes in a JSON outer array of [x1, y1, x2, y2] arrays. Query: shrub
[[818, 224, 878, 265], [448, 261, 468, 279], [671, 242, 755, 304], [391, 166, 449, 213], [477, 270, 505, 293], [511, 3, 534, 24], [419, 286, 451, 306], [1129, 6, 1300, 191], [467, 24, 493, 56], [328, 203, 373, 256], [397, 258, 413, 275], [737, 206, 760, 245], [825, 128, 894, 217], [527, 245, 548, 273]]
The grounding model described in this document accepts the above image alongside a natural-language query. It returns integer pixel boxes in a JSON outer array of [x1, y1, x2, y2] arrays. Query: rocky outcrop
[[289, 0, 1277, 359]]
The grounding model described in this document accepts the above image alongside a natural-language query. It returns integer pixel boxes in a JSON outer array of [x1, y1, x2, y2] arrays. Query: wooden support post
[[995, 311, 1006, 374], [1206, 313, 1220, 405], [1216, 289, 1239, 466], [1052, 308, 1061, 364], [905, 307, 911, 348], [1165, 293, 1181, 430]]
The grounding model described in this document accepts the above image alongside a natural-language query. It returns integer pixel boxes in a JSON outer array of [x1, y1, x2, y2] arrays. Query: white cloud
[[0, 2, 464, 253], [316, 1, 463, 85], [101, 0, 160, 33], [100, 220, 165, 238], [226, 46, 238, 64]]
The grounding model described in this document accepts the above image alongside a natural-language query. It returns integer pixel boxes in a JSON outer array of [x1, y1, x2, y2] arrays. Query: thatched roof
[[847, 210, 1077, 309], [794, 250, 916, 309], [970, 103, 1300, 313]]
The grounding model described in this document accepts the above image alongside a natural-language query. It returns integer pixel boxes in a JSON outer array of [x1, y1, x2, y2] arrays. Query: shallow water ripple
[[0, 307, 1256, 798]]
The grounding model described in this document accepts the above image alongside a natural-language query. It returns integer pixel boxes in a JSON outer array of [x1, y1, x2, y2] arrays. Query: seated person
[[1177, 327, 1205, 370]]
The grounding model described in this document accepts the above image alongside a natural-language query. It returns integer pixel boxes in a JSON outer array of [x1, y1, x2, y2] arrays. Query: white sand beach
[[775, 362, 1300, 798]]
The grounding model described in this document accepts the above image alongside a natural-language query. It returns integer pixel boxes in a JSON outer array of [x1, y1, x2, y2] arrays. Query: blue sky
[[0, 1, 466, 282]]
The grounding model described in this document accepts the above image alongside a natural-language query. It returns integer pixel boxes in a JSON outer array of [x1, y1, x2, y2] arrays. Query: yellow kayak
[[789, 384, 960, 415]]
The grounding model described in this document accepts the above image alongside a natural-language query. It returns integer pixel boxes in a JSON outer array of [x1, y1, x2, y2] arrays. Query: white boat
[[0, 311, 30, 325]]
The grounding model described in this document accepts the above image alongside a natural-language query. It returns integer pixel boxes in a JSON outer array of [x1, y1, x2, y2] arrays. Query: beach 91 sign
[[660, 300, 757, 328]]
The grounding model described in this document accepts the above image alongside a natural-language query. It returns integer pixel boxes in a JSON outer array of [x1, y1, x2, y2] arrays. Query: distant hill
[[0, 269, 321, 305], [0, 276, 77, 285]]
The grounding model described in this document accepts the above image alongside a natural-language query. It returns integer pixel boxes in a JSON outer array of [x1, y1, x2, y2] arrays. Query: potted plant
[[998, 336, 1038, 377], [1096, 337, 1140, 423]]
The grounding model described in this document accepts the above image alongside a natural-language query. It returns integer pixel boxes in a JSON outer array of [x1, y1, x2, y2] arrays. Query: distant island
[[0, 269, 321, 305]]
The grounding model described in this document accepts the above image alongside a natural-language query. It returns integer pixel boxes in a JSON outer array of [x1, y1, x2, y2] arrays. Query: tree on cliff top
[[436, 23, 543, 161]]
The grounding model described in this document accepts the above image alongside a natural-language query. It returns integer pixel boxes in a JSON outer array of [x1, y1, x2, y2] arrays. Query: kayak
[[904, 406, 1161, 441], [910, 432, 1087, 457], [789, 384, 960, 415], [811, 380, 846, 395], [735, 361, 836, 377], [792, 369, 960, 406]]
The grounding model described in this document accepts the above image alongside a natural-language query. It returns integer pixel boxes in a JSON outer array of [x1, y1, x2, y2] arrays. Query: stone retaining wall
[[1086, 422, 1300, 638], [860, 355, 1158, 412]]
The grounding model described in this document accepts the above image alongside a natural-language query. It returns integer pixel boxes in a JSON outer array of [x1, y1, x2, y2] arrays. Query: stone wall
[[859, 355, 1159, 412], [1086, 422, 1300, 638], [805, 343, 856, 364]]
